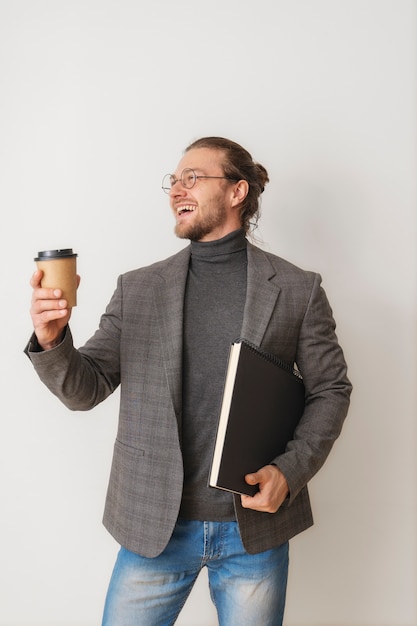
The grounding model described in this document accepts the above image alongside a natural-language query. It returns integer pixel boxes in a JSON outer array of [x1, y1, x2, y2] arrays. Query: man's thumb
[[245, 472, 259, 485]]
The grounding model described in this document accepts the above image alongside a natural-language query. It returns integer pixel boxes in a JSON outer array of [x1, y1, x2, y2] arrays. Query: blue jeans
[[102, 519, 289, 626]]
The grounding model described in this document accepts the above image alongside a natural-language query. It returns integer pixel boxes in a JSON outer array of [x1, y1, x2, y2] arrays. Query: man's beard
[[174, 202, 228, 242]]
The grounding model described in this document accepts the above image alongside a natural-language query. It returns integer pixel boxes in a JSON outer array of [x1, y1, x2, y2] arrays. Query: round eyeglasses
[[161, 168, 238, 193]]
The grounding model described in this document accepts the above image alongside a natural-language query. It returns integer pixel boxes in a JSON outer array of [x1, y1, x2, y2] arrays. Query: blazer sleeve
[[272, 272, 352, 504]]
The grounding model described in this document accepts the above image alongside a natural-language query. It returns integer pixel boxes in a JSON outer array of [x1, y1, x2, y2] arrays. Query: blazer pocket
[[113, 439, 145, 468]]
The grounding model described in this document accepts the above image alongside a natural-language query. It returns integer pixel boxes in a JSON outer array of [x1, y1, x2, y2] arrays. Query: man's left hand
[[241, 465, 289, 513]]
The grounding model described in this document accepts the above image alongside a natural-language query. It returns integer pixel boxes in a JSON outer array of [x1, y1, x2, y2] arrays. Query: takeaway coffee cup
[[35, 249, 78, 307]]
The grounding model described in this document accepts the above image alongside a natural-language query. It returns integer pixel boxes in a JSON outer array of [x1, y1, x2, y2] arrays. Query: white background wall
[[1, 1, 416, 625]]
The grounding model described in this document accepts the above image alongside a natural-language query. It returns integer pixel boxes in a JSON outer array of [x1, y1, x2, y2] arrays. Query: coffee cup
[[35, 249, 78, 307]]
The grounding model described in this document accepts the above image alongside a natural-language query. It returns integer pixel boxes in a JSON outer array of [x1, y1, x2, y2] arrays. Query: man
[[26, 137, 352, 625]]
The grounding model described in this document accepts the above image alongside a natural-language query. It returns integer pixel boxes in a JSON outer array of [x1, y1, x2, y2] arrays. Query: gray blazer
[[26, 242, 352, 557]]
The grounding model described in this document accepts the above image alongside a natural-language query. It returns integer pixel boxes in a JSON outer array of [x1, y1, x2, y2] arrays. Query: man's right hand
[[29, 270, 80, 350]]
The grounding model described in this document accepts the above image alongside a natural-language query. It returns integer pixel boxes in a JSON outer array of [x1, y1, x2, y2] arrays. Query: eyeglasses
[[161, 168, 238, 193]]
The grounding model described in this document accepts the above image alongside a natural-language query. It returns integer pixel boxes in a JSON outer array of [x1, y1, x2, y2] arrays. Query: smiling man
[[26, 136, 352, 626]]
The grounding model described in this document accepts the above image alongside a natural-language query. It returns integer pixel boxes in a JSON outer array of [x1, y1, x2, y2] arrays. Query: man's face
[[168, 147, 242, 242]]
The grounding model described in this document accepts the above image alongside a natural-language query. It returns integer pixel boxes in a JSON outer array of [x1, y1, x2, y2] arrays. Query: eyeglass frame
[[161, 168, 239, 194]]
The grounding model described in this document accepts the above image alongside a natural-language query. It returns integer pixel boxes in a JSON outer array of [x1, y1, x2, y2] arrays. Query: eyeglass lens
[[162, 169, 196, 192]]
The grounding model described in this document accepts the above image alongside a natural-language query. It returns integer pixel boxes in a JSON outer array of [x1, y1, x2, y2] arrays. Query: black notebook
[[209, 340, 305, 496]]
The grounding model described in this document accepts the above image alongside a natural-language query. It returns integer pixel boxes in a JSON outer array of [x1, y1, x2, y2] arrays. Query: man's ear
[[230, 180, 249, 207]]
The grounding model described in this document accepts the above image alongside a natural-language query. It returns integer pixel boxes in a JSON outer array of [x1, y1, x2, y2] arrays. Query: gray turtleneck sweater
[[179, 228, 248, 520]]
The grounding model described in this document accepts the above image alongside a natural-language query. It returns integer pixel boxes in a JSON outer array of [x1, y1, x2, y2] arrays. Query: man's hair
[[185, 136, 269, 234]]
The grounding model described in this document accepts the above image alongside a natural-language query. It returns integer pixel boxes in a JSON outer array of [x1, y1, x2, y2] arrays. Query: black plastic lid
[[34, 249, 77, 261]]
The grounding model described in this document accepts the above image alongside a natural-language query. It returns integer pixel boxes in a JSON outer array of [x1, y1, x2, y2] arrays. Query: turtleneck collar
[[189, 228, 247, 258]]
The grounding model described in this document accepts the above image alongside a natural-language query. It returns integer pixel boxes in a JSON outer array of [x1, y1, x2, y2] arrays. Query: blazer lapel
[[241, 243, 281, 347], [152, 246, 190, 428]]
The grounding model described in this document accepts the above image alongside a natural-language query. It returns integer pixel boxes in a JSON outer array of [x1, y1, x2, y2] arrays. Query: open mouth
[[177, 205, 196, 216]]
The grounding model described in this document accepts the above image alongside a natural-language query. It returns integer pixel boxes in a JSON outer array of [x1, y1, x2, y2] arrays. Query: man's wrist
[[36, 330, 66, 352], [39, 338, 61, 351]]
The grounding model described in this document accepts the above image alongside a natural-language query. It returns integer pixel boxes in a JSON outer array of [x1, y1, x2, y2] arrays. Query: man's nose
[[169, 180, 187, 197]]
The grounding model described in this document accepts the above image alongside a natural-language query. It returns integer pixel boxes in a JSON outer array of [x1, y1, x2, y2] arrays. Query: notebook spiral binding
[[238, 338, 304, 381]]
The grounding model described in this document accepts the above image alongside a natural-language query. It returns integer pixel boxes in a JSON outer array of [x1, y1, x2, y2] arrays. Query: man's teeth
[[177, 205, 196, 215]]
